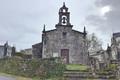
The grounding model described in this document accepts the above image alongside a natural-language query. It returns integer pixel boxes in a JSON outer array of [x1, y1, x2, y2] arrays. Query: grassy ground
[[66, 64, 89, 71]]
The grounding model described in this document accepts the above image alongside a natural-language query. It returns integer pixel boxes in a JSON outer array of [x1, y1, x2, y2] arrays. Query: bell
[[63, 20, 66, 24], [62, 17, 66, 24]]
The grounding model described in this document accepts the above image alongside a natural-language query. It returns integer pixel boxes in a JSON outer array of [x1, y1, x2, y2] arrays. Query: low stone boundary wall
[[64, 71, 116, 80]]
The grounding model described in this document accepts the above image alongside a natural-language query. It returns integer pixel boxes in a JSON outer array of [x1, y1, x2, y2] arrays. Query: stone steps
[[64, 71, 116, 80]]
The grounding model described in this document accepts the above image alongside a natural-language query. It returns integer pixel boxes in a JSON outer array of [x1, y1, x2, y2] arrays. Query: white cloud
[[100, 6, 111, 16]]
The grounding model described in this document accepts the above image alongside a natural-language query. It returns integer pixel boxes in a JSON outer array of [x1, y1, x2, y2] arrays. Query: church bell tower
[[56, 2, 73, 28]]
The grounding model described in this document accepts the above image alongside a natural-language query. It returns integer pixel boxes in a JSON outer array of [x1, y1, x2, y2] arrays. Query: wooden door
[[61, 49, 69, 64]]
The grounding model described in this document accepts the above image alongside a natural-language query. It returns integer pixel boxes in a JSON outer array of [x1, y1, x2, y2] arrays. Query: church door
[[61, 49, 69, 64]]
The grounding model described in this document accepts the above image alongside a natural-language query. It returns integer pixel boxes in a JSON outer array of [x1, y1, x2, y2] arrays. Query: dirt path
[[0, 76, 15, 80]]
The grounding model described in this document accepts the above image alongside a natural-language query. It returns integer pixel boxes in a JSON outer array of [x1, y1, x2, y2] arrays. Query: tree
[[87, 33, 103, 55]]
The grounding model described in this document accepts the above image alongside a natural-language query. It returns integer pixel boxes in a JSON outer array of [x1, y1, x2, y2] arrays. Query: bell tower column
[[56, 2, 73, 28]]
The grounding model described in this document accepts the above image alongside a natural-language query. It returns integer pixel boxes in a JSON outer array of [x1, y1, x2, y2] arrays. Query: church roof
[[72, 30, 84, 35], [43, 28, 84, 35], [0, 46, 4, 47], [32, 42, 42, 47], [45, 29, 57, 33], [113, 32, 120, 38]]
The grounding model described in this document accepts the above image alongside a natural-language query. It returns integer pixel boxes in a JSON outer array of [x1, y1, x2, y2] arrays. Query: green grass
[[66, 64, 89, 71]]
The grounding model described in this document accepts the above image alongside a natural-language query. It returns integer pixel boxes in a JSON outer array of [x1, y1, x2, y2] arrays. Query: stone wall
[[32, 43, 42, 58], [0, 46, 4, 58]]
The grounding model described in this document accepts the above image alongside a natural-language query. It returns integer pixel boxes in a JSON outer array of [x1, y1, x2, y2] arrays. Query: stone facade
[[32, 43, 42, 58], [0, 42, 15, 58], [90, 50, 108, 70], [32, 3, 89, 65], [111, 32, 120, 60], [21, 48, 32, 55], [20, 48, 32, 59], [0, 46, 5, 58]]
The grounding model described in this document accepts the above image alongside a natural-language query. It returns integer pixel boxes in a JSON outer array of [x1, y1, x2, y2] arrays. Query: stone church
[[32, 3, 89, 64]]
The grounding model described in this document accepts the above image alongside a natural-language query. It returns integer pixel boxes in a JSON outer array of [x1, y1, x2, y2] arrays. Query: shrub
[[0, 57, 65, 79]]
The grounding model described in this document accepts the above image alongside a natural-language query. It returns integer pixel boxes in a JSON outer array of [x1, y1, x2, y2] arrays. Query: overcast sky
[[0, 0, 119, 51]]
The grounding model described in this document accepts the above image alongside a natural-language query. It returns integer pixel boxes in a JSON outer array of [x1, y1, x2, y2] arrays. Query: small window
[[63, 32, 67, 38], [63, 9, 66, 12]]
